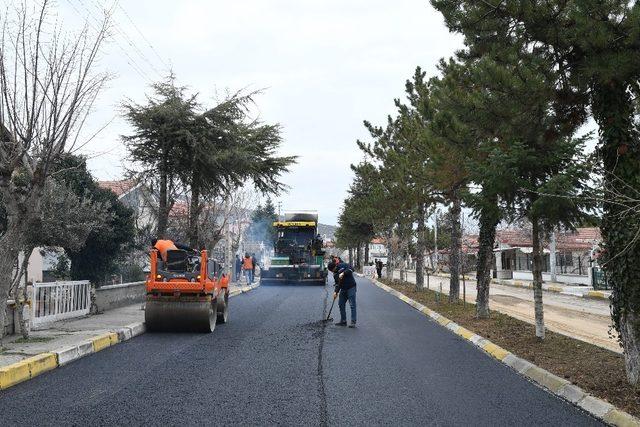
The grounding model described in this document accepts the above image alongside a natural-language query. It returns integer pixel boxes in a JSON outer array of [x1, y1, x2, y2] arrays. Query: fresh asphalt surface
[[0, 276, 601, 426]]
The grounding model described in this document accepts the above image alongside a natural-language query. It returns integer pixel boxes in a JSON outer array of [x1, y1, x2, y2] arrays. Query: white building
[[492, 227, 600, 286]]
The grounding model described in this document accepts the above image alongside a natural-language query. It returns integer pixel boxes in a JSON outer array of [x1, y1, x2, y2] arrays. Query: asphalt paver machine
[[260, 211, 327, 285]]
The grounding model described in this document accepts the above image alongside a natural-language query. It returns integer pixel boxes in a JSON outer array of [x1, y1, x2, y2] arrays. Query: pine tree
[[432, 0, 640, 383], [122, 74, 195, 237]]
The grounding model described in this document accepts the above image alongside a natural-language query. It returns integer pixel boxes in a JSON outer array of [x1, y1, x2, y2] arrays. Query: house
[[493, 227, 600, 285], [98, 179, 155, 231], [369, 238, 387, 263], [427, 234, 478, 273]]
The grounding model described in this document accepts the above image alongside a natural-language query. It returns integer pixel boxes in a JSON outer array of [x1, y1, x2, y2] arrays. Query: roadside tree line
[[336, 1, 640, 385]]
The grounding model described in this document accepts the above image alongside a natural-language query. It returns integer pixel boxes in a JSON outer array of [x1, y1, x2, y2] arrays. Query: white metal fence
[[31, 281, 91, 329]]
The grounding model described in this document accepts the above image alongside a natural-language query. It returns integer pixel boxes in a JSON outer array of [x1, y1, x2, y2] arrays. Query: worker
[[311, 234, 323, 256], [234, 254, 242, 282], [328, 259, 357, 328], [375, 259, 384, 279], [151, 237, 194, 262], [251, 253, 258, 281], [242, 253, 254, 284]]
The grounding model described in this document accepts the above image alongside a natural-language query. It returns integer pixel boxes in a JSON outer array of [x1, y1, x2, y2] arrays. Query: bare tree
[[166, 186, 258, 253], [0, 1, 109, 339], [9, 178, 110, 338]]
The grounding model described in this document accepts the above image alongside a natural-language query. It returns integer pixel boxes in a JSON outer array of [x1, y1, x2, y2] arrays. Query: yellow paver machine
[[260, 212, 327, 285]]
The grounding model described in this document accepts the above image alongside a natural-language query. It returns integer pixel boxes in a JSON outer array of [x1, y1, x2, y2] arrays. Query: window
[[556, 252, 574, 273], [515, 251, 532, 271], [543, 254, 550, 272]]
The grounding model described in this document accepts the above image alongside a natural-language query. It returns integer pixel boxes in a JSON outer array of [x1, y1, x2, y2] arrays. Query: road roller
[[260, 211, 327, 285], [145, 248, 229, 332]]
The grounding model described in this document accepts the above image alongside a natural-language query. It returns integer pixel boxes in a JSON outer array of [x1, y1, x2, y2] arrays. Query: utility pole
[[225, 199, 232, 279], [277, 201, 282, 221], [434, 209, 438, 272], [550, 229, 557, 282]]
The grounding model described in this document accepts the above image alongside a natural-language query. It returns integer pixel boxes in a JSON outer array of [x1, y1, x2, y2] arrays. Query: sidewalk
[[492, 277, 612, 300], [402, 270, 612, 300], [0, 282, 254, 370]]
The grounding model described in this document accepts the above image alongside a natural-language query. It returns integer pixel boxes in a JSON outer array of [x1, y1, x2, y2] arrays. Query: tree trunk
[[13, 247, 33, 339], [476, 204, 498, 318], [0, 218, 26, 341], [592, 81, 640, 385], [364, 243, 369, 265], [449, 192, 461, 303], [416, 203, 426, 290], [385, 231, 394, 280], [531, 217, 545, 339], [348, 247, 353, 265], [549, 230, 557, 282], [620, 311, 640, 385], [0, 183, 43, 342], [399, 237, 407, 282], [356, 244, 362, 271], [157, 153, 170, 237], [187, 174, 201, 249]]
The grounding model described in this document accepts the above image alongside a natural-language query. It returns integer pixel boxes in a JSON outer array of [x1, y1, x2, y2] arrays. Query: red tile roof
[[98, 179, 136, 197], [461, 234, 479, 254], [496, 229, 532, 247], [556, 227, 601, 250], [496, 227, 600, 251]]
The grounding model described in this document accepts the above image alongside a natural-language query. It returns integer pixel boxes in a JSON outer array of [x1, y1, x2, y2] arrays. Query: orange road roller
[[145, 249, 229, 332]]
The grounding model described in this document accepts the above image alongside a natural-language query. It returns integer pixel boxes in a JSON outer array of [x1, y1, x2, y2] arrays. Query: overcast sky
[[54, 0, 463, 225]]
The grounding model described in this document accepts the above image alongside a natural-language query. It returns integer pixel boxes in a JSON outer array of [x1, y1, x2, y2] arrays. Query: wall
[[16, 248, 44, 283], [95, 281, 145, 312]]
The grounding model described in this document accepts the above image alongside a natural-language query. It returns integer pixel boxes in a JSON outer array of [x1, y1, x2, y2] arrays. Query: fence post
[[54, 283, 61, 319]]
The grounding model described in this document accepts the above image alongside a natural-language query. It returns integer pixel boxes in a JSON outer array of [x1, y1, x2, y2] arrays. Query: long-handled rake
[[324, 293, 337, 322]]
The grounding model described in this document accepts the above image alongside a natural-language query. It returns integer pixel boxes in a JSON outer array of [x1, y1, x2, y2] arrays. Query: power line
[[64, 0, 152, 82], [89, 0, 164, 78], [115, 1, 170, 71], [77, 0, 158, 79]]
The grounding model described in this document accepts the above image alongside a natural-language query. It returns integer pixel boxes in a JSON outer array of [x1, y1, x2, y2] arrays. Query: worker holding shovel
[[328, 260, 357, 328]]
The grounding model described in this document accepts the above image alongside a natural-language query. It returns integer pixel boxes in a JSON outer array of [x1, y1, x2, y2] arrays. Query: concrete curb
[[0, 283, 260, 392], [370, 278, 639, 426]]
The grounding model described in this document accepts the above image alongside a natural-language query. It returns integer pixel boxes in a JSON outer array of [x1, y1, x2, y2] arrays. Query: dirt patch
[[382, 279, 640, 418]]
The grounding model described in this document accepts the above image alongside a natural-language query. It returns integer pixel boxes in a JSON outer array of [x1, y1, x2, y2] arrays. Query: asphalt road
[[0, 277, 600, 426]]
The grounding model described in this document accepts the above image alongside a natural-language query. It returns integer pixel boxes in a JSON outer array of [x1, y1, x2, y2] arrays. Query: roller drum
[[145, 296, 216, 333]]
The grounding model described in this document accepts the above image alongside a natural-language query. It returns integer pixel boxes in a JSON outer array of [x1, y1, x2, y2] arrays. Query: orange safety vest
[[242, 257, 253, 270], [155, 239, 177, 262]]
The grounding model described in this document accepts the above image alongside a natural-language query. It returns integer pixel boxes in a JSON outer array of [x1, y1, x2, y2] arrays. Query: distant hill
[[318, 223, 337, 240]]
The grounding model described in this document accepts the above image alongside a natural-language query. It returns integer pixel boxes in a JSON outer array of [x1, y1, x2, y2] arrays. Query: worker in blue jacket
[[328, 260, 357, 328]]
